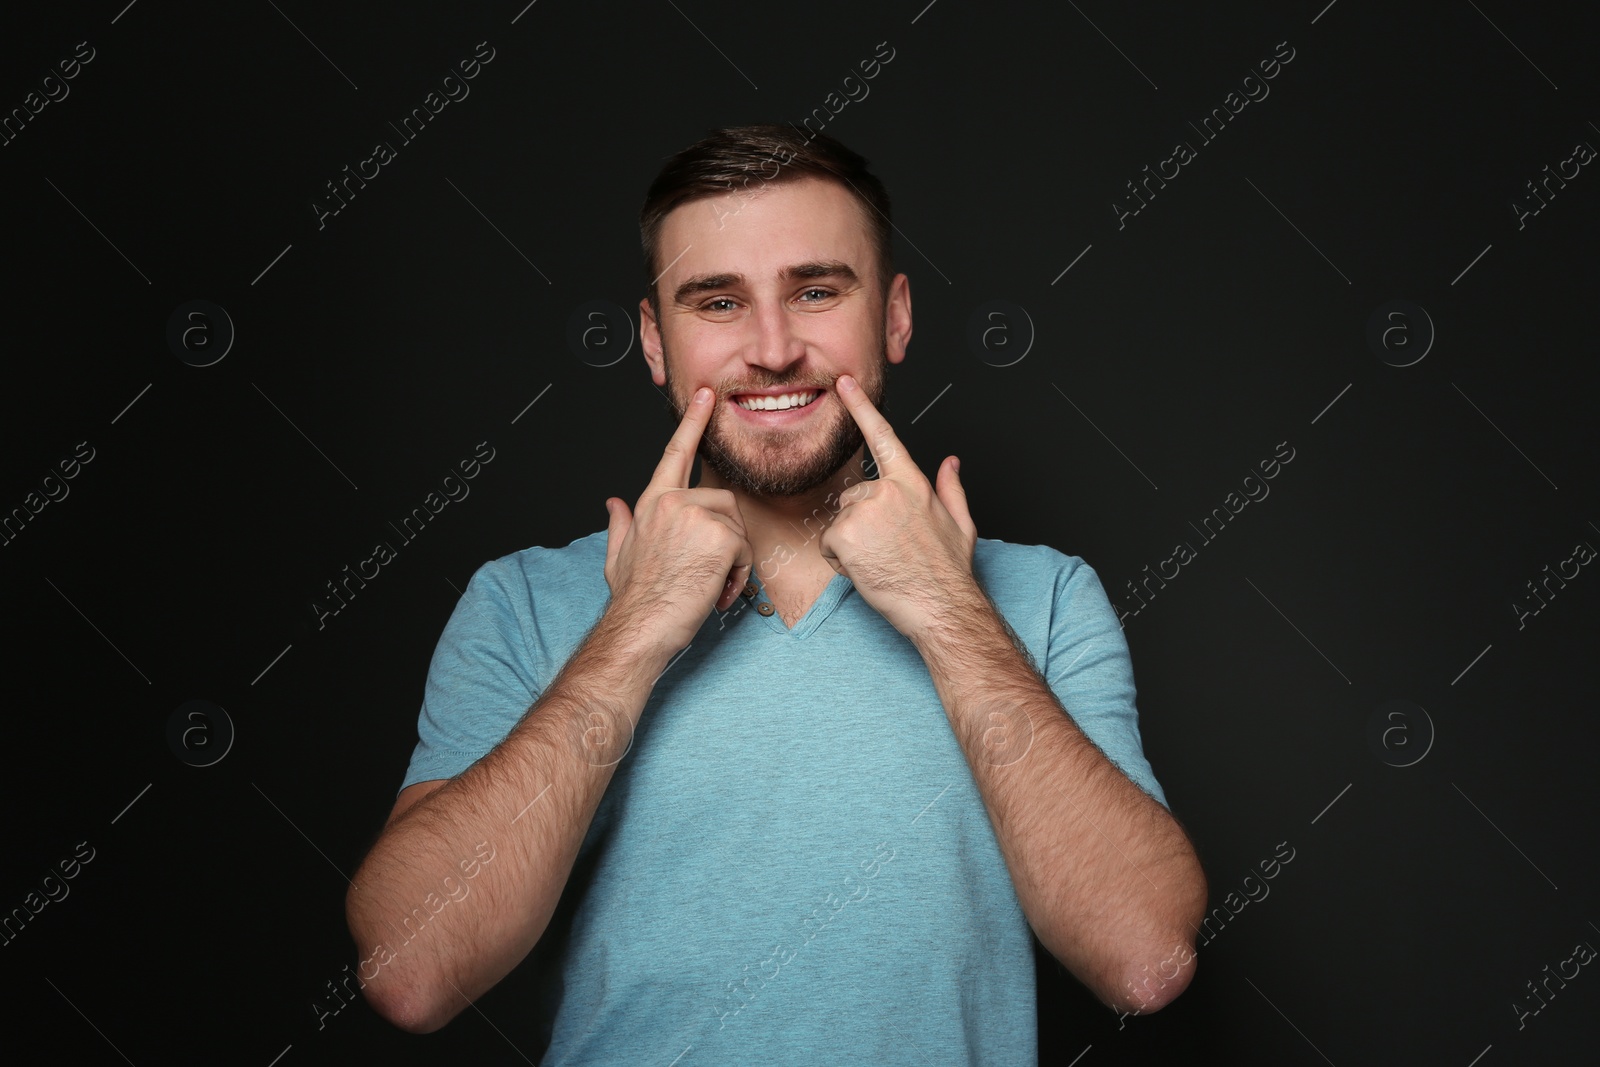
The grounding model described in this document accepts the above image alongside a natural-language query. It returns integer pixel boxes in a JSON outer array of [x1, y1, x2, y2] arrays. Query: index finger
[[835, 374, 915, 481], [651, 386, 714, 489]]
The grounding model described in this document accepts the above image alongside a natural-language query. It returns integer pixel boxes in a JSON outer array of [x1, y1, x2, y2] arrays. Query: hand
[[818, 374, 980, 642], [603, 387, 754, 658]]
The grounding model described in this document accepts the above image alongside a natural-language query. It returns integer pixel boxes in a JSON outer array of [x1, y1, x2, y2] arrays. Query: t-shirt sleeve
[[399, 560, 544, 795], [1044, 556, 1169, 809]]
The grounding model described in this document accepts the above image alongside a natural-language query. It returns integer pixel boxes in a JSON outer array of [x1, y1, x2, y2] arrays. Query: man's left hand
[[819, 373, 982, 643]]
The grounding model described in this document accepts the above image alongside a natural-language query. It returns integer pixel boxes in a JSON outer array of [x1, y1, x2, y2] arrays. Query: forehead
[[657, 177, 874, 287]]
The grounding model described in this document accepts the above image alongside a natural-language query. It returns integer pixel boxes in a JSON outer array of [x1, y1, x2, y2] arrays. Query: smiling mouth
[[731, 389, 823, 412]]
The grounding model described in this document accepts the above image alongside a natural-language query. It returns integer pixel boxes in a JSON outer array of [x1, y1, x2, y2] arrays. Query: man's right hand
[[354, 397, 746, 1031], [603, 386, 753, 658]]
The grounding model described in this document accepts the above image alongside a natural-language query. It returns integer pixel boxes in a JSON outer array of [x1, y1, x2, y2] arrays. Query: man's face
[[643, 177, 905, 498]]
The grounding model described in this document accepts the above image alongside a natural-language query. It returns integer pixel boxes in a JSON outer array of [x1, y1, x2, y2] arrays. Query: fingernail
[[838, 375, 855, 391], [952, 457, 960, 472], [694, 387, 712, 404]]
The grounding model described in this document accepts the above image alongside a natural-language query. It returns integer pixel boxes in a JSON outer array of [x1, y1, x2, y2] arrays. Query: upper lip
[[729, 386, 825, 398]]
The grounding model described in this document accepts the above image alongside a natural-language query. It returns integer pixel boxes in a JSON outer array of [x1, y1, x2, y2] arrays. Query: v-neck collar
[[753, 571, 854, 638]]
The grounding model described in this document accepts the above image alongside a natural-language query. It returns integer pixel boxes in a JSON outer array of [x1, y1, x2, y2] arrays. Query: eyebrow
[[671, 260, 860, 306]]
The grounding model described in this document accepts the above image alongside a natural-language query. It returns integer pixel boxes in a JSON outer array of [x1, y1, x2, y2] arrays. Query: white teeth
[[736, 390, 818, 411]]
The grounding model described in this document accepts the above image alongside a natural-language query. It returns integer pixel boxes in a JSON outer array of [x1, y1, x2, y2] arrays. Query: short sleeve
[[399, 560, 543, 794], [1044, 557, 1169, 809]]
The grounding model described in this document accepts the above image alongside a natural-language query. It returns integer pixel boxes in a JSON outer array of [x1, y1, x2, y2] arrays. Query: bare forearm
[[913, 589, 1207, 1012], [346, 606, 669, 1032]]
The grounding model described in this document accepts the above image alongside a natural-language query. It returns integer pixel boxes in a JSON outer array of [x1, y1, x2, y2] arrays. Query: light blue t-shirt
[[402, 529, 1167, 1065]]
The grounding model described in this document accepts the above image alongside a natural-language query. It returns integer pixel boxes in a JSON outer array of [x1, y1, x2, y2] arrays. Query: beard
[[661, 330, 889, 499]]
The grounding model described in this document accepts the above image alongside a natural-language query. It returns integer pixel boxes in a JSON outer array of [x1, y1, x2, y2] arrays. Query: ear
[[884, 272, 912, 366], [639, 295, 666, 386]]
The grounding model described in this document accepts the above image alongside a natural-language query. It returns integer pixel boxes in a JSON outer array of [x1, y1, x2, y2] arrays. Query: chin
[[702, 420, 863, 499]]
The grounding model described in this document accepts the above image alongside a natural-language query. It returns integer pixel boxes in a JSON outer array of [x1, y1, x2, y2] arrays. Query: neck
[[696, 447, 874, 584]]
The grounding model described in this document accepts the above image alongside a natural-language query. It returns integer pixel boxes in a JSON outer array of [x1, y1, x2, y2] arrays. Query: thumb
[[604, 497, 632, 572], [936, 456, 974, 535]]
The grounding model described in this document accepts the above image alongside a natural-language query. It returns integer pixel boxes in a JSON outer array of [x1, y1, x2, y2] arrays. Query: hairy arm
[[345, 605, 669, 1033], [347, 384, 753, 1033], [913, 583, 1207, 1014]]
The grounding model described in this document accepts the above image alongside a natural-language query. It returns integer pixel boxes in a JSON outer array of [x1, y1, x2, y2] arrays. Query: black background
[[2, 1, 1597, 1064]]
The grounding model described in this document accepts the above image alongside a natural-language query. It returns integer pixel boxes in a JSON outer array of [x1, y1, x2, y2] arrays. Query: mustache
[[716, 376, 837, 397]]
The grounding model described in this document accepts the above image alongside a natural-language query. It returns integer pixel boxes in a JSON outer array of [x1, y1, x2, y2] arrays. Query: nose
[[746, 295, 807, 373]]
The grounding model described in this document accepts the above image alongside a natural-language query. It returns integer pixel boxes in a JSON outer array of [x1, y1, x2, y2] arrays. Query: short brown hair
[[639, 124, 894, 321]]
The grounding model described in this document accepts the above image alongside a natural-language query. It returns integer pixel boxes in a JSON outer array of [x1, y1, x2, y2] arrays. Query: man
[[346, 125, 1207, 1061]]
